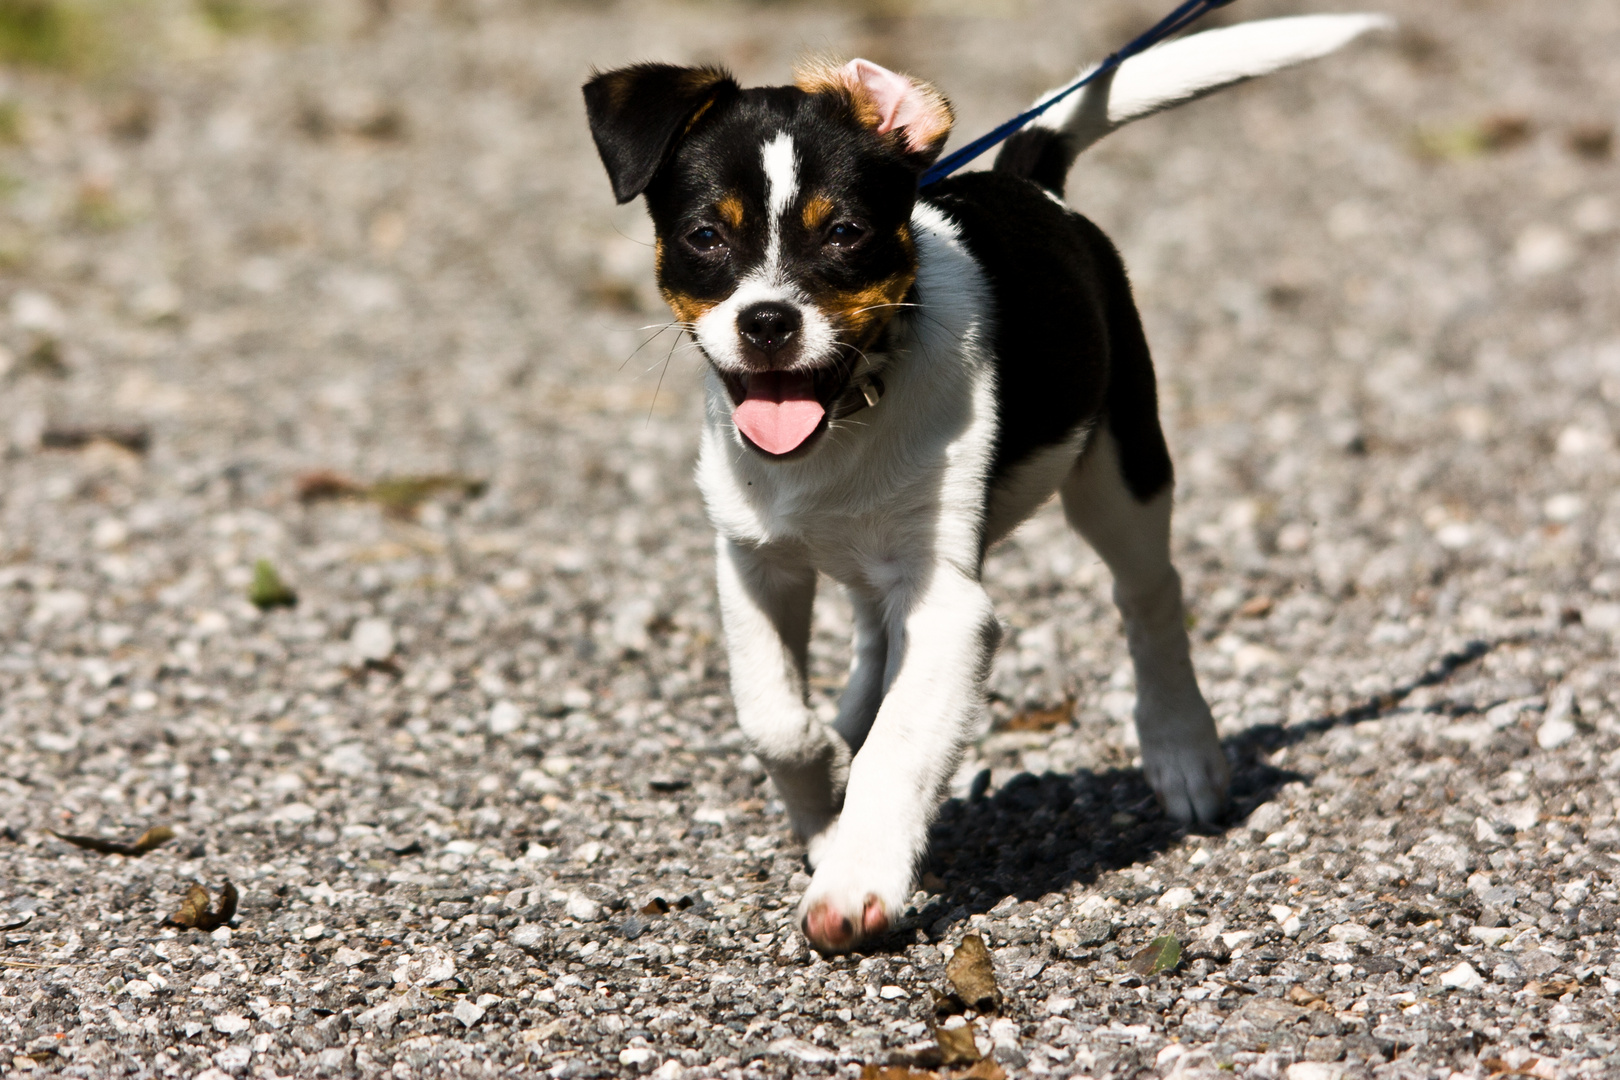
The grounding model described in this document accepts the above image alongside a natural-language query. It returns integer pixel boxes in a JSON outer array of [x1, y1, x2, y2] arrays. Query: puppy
[[584, 14, 1387, 953]]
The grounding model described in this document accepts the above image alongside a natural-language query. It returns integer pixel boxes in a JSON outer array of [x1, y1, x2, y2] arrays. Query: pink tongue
[[733, 372, 825, 455]]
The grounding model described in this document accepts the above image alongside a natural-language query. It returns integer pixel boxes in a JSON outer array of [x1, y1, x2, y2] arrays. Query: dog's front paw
[[801, 893, 891, 954], [1141, 733, 1230, 825], [796, 854, 911, 954]]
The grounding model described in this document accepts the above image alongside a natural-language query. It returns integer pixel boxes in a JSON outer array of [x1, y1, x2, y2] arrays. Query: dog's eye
[[825, 221, 867, 249], [685, 226, 727, 254]]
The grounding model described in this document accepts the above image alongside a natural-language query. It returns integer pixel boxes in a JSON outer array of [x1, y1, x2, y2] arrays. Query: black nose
[[737, 302, 802, 355]]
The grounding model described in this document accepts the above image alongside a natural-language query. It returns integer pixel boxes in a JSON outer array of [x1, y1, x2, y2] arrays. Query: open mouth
[[722, 365, 852, 457]]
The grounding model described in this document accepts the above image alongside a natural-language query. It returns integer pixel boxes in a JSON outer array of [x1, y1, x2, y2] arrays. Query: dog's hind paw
[[1142, 736, 1231, 825], [800, 893, 891, 955]]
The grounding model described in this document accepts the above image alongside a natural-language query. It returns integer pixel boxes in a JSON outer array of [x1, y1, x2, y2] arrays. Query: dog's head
[[583, 59, 953, 458]]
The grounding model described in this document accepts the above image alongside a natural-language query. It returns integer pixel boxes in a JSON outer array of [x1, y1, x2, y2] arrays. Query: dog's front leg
[[715, 536, 849, 860], [799, 565, 999, 953]]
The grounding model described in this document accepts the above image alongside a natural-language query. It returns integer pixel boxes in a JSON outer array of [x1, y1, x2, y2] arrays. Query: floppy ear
[[583, 63, 739, 204], [797, 58, 954, 167]]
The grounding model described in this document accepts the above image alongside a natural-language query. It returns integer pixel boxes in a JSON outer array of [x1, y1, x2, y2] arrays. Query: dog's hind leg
[[829, 588, 888, 759], [715, 536, 850, 857], [1060, 428, 1230, 824]]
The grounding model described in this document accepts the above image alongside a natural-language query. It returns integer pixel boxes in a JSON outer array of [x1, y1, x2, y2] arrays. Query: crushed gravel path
[[1, 1, 1618, 1078]]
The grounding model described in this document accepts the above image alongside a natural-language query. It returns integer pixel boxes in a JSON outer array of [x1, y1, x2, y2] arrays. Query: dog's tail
[[993, 14, 1392, 195]]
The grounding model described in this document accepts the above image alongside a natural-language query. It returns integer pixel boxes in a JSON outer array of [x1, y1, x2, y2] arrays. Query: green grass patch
[[196, 0, 309, 38]]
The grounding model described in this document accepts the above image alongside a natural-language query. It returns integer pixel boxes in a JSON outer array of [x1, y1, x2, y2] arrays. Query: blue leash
[[919, 0, 1240, 187]]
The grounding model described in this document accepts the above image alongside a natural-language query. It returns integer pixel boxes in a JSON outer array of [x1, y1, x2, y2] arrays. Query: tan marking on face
[[817, 223, 916, 347], [821, 272, 916, 349], [661, 288, 716, 327], [716, 194, 745, 230], [801, 193, 834, 232], [655, 238, 716, 326]]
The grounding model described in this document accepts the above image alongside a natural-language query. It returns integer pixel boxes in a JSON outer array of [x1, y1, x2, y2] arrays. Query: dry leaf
[[40, 425, 150, 455], [1526, 978, 1577, 999], [958, 1062, 1007, 1080], [365, 474, 487, 518], [1128, 935, 1182, 976], [1567, 123, 1613, 160], [168, 879, 238, 931], [296, 469, 366, 502], [945, 934, 1000, 1013], [1000, 698, 1075, 733], [51, 824, 174, 857], [933, 1024, 980, 1066], [296, 470, 487, 519], [1285, 985, 1324, 1007], [1238, 595, 1274, 618], [169, 883, 211, 928], [859, 1065, 1004, 1080]]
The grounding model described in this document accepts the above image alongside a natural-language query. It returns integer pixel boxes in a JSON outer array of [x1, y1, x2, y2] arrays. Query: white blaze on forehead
[[761, 132, 798, 217], [761, 132, 798, 271]]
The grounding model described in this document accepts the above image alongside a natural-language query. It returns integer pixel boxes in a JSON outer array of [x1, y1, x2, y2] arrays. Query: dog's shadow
[[910, 638, 1492, 936]]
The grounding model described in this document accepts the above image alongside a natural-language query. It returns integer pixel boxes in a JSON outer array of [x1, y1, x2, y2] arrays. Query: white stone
[[1538, 687, 1578, 750], [213, 1012, 251, 1035], [489, 700, 524, 735], [565, 893, 603, 922], [349, 617, 396, 662], [418, 950, 457, 985], [321, 743, 373, 777], [1329, 923, 1371, 943], [1440, 962, 1484, 991], [11, 290, 65, 335], [333, 947, 372, 967], [1285, 1064, 1347, 1080], [1469, 926, 1513, 947], [453, 999, 486, 1027], [879, 985, 906, 1000], [766, 1039, 835, 1063], [212, 1046, 252, 1073], [1514, 224, 1574, 276], [1187, 848, 1212, 868], [271, 802, 318, 824], [1537, 716, 1577, 750], [619, 1046, 655, 1067], [1158, 887, 1196, 910], [1044, 995, 1076, 1015]]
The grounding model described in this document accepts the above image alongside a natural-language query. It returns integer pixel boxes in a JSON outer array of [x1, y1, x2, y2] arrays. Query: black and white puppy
[[584, 15, 1387, 953]]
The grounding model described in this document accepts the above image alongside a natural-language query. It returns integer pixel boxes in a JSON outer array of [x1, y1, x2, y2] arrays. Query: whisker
[[620, 322, 689, 371]]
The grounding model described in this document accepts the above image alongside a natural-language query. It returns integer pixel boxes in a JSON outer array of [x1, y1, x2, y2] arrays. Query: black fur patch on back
[[992, 128, 1072, 196], [920, 171, 1173, 501]]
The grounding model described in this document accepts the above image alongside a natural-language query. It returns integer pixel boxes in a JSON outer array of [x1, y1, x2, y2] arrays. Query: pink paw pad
[[802, 895, 890, 954]]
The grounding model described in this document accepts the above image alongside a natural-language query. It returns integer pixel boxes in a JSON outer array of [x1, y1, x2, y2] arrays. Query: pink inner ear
[[842, 58, 945, 155]]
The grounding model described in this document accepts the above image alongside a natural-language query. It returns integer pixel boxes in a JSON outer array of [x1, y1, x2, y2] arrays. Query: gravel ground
[[2, 0, 1619, 1078]]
